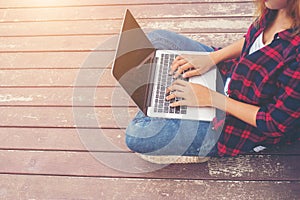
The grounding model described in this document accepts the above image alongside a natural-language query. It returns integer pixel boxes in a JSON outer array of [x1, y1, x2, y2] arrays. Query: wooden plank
[[0, 127, 299, 154], [0, 87, 134, 107], [0, 107, 138, 128], [0, 174, 299, 199], [0, 128, 129, 152], [0, 52, 114, 69], [0, 3, 254, 22], [0, 150, 299, 180], [0, 0, 252, 8], [0, 33, 244, 53], [0, 69, 117, 87], [0, 35, 111, 52], [0, 18, 252, 37], [188, 33, 245, 48]]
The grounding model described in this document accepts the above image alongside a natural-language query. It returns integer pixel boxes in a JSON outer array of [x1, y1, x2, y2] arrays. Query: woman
[[125, 0, 300, 164]]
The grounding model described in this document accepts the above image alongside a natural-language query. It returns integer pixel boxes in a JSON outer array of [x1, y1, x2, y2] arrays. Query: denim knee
[[125, 134, 143, 153], [125, 116, 179, 154], [126, 133, 161, 154], [125, 134, 136, 152]]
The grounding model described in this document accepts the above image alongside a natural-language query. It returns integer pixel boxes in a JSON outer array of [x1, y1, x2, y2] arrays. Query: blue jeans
[[125, 30, 222, 157]]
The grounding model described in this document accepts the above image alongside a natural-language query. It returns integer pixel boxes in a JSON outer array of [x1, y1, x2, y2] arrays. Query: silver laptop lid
[[112, 9, 156, 114]]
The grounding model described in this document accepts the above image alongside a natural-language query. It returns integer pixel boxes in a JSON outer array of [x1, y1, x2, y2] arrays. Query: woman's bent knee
[[125, 134, 147, 153]]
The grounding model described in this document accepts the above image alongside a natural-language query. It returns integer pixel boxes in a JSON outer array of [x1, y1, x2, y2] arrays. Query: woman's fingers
[[174, 63, 194, 78], [165, 87, 185, 100], [170, 100, 189, 107], [170, 55, 198, 78], [170, 56, 183, 73], [182, 69, 201, 78], [166, 79, 187, 93], [172, 79, 188, 86], [166, 80, 188, 100], [165, 93, 176, 101], [166, 80, 211, 108], [170, 58, 188, 75], [165, 91, 185, 100], [166, 84, 185, 93]]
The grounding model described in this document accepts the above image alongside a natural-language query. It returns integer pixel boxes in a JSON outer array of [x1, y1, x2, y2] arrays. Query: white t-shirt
[[224, 32, 266, 96], [249, 31, 266, 55]]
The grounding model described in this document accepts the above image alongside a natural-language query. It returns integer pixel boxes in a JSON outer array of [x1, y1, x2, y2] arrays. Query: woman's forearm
[[209, 38, 245, 64], [208, 38, 255, 126], [212, 91, 260, 127]]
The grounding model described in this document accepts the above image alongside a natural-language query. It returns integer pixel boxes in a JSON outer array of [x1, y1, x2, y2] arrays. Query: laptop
[[112, 9, 216, 121]]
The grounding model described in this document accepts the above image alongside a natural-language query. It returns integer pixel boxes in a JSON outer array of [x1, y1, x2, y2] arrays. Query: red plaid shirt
[[215, 9, 300, 157]]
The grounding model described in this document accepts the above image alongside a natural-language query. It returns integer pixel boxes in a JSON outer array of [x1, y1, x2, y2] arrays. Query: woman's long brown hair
[[254, 0, 300, 35]]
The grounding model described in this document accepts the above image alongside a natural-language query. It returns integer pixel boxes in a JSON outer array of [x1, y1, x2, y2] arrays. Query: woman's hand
[[166, 79, 259, 128], [170, 53, 216, 78], [169, 38, 245, 78], [166, 79, 214, 107]]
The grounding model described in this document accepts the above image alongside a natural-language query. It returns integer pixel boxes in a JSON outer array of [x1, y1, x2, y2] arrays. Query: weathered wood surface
[[0, 88, 134, 106], [0, 128, 129, 151], [0, 69, 116, 87], [0, 150, 299, 181], [0, 18, 252, 38], [0, 0, 299, 199], [0, 2, 254, 22], [0, 34, 243, 53], [0, 0, 253, 8], [0, 107, 137, 128], [0, 127, 299, 153], [0, 174, 298, 200]]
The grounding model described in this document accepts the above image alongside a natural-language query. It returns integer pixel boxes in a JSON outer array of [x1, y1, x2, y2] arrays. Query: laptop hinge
[[144, 51, 157, 111]]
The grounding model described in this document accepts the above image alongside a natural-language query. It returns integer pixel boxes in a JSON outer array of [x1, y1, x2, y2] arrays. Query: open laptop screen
[[112, 10, 156, 114]]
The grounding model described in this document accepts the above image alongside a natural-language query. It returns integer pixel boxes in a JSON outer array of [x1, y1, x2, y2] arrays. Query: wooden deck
[[0, 0, 299, 199]]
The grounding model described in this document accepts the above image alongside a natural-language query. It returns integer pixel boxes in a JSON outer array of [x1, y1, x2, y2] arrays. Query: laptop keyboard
[[154, 53, 188, 115]]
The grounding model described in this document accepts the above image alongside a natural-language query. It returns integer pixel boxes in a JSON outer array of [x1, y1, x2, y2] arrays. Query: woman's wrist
[[211, 91, 226, 110], [209, 50, 224, 66], [210, 90, 259, 127]]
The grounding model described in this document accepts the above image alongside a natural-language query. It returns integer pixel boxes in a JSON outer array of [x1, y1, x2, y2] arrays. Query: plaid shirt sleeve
[[256, 46, 300, 137]]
